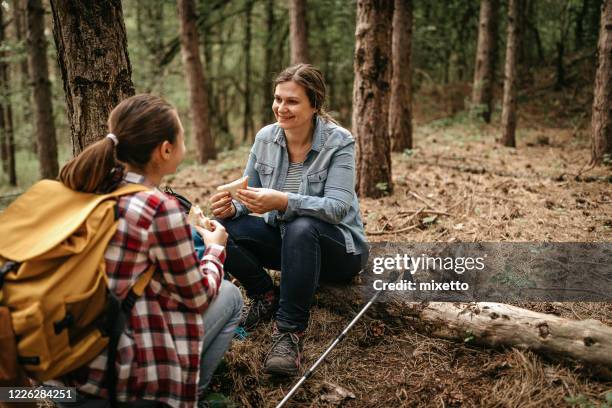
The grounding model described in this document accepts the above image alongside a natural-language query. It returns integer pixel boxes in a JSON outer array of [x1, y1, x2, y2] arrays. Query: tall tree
[[14, 0, 31, 127], [389, 0, 413, 152], [0, 4, 17, 186], [471, 0, 499, 123], [289, 0, 309, 64], [500, 0, 521, 148], [261, 0, 276, 126], [27, 0, 59, 179], [177, 0, 216, 162], [243, 0, 254, 142], [50, 0, 135, 154], [590, 0, 612, 165], [353, 0, 393, 198]]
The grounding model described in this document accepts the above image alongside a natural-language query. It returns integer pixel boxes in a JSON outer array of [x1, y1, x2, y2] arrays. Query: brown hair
[[273, 64, 338, 124], [59, 94, 180, 193]]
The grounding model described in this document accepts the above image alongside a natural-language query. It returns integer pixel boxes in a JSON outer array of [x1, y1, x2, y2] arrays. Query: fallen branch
[[319, 285, 612, 379]]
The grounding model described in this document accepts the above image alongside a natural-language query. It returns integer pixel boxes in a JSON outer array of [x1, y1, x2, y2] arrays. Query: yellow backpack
[[0, 180, 154, 384]]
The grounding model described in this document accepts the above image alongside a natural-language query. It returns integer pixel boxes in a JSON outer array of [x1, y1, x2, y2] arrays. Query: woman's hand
[[210, 191, 236, 219], [195, 220, 228, 247], [236, 187, 288, 214]]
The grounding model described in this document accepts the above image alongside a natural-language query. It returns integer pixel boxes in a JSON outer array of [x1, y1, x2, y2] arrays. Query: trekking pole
[[275, 270, 404, 408]]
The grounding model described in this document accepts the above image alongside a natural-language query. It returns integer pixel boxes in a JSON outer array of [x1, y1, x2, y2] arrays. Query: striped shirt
[[68, 172, 225, 407], [282, 162, 303, 193], [280, 162, 303, 234]]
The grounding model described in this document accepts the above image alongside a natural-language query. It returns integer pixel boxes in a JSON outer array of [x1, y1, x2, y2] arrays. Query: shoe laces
[[268, 331, 301, 359]]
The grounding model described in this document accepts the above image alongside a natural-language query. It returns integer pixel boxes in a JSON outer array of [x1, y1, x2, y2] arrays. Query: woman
[[57, 94, 242, 407], [210, 64, 368, 376]]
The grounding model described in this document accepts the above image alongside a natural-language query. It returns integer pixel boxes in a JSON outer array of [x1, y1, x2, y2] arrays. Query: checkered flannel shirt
[[72, 173, 225, 407]]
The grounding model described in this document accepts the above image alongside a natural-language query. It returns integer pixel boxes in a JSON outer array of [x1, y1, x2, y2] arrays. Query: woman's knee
[[284, 216, 321, 238], [218, 279, 243, 319]]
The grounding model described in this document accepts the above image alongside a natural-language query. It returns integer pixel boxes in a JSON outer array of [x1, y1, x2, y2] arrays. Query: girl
[[209, 64, 368, 376], [57, 94, 242, 407]]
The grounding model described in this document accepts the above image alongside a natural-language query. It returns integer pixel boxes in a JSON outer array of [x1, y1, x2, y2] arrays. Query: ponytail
[[317, 107, 339, 125], [59, 94, 180, 193], [59, 137, 118, 193]]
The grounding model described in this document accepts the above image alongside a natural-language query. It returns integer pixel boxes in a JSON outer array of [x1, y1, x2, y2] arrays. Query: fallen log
[[317, 286, 612, 379]]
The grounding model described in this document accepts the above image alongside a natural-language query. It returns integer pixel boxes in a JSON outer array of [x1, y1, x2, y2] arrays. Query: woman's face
[[272, 81, 316, 131]]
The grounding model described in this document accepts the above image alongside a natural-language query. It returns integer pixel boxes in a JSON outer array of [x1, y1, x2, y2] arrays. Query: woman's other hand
[[235, 187, 288, 214], [210, 191, 236, 219], [195, 220, 228, 247]]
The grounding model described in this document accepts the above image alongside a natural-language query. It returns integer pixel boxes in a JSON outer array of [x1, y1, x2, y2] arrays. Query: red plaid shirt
[[73, 173, 225, 407]]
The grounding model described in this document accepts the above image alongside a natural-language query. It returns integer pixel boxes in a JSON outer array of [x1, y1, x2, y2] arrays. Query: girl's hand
[[236, 187, 288, 214], [210, 191, 236, 219], [195, 220, 228, 247]]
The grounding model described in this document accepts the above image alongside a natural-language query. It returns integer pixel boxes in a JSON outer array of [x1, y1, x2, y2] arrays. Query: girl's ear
[[159, 140, 173, 160]]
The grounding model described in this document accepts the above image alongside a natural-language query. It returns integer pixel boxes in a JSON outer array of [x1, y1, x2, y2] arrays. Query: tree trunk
[[177, 0, 216, 162], [353, 0, 393, 198], [14, 0, 32, 133], [500, 0, 520, 148], [289, 0, 309, 64], [27, 0, 59, 180], [50, 0, 135, 155], [389, 0, 413, 152], [261, 0, 276, 127], [575, 0, 589, 51], [0, 5, 17, 186], [590, 0, 612, 165], [242, 0, 254, 143], [472, 0, 499, 123]]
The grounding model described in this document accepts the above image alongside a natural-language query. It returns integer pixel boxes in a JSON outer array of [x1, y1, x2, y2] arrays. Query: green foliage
[[375, 182, 389, 194], [565, 392, 612, 408]]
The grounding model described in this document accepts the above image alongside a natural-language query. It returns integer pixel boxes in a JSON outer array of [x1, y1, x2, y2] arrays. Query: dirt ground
[[167, 108, 611, 407]]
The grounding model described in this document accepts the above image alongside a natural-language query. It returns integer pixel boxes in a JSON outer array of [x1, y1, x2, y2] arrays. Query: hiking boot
[[240, 288, 278, 330], [263, 325, 304, 377]]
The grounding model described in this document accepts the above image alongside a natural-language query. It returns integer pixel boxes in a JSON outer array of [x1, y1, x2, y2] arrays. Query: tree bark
[[0, 5, 17, 186], [242, 0, 254, 143], [14, 0, 32, 131], [177, 0, 216, 162], [289, 0, 309, 64], [472, 0, 499, 123], [500, 0, 520, 148], [389, 0, 413, 152], [353, 0, 393, 198], [27, 0, 59, 180], [261, 0, 276, 127], [50, 0, 135, 155], [590, 0, 612, 165]]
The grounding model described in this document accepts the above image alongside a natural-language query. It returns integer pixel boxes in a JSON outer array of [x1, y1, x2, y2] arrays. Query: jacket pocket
[[306, 169, 328, 196], [254, 162, 274, 187]]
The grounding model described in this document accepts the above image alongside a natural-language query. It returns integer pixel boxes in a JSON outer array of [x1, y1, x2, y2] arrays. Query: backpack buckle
[[0, 261, 19, 289], [53, 313, 75, 334]]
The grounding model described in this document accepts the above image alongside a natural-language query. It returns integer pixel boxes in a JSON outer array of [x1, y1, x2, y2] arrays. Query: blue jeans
[[52, 280, 242, 407], [220, 215, 367, 332], [198, 279, 242, 391]]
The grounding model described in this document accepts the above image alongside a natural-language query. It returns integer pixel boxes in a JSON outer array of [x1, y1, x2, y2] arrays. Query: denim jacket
[[233, 116, 368, 255]]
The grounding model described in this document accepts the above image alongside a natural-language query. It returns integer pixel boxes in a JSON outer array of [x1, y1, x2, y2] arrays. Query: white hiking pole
[[275, 288, 386, 408]]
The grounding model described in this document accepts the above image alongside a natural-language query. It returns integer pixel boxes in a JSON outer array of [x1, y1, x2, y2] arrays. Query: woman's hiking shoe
[[263, 325, 304, 377], [198, 392, 236, 408], [240, 288, 278, 330]]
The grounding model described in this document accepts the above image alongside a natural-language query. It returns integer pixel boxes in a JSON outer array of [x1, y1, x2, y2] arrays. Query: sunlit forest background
[[0, 0, 607, 190]]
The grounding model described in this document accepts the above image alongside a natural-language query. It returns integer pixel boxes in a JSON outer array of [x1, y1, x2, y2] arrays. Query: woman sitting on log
[[209, 64, 369, 376]]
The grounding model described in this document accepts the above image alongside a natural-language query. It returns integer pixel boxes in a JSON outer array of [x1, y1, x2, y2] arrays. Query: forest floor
[[168, 102, 612, 407]]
